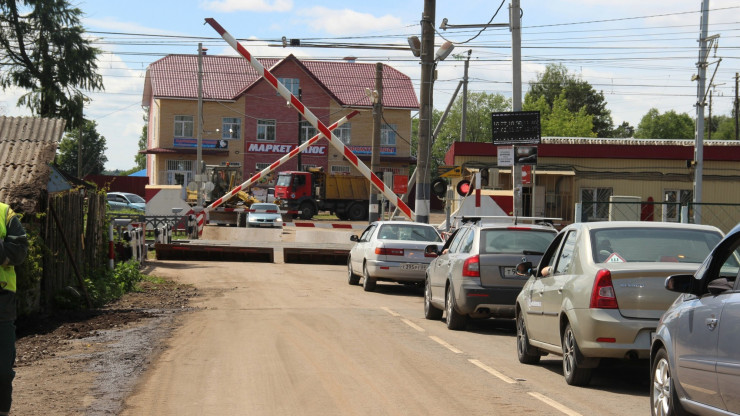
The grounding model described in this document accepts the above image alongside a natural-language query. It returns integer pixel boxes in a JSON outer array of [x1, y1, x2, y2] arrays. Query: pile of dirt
[[12, 277, 199, 415]]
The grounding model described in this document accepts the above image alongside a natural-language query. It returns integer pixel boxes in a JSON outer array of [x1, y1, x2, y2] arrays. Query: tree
[[635, 108, 694, 140], [0, 0, 103, 130], [135, 113, 148, 170], [526, 63, 615, 137], [706, 114, 735, 140], [431, 91, 510, 163], [611, 121, 635, 138], [523, 93, 595, 137], [56, 120, 107, 177]]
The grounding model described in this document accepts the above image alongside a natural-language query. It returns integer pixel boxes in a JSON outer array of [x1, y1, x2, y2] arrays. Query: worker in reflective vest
[[0, 202, 28, 415]]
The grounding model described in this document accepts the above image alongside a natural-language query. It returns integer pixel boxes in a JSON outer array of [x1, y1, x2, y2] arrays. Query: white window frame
[[581, 187, 613, 221], [165, 159, 194, 186], [222, 117, 241, 140], [335, 123, 351, 144], [300, 120, 318, 143], [664, 189, 693, 222], [381, 123, 397, 146], [277, 78, 300, 96], [174, 115, 194, 138], [257, 119, 276, 141]]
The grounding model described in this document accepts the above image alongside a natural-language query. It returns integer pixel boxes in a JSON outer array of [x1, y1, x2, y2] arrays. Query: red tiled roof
[[146, 54, 418, 109]]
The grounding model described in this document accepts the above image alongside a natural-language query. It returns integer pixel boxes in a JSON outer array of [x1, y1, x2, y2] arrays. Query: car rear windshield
[[377, 224, 442, 242], [481, 229, 556, 254], [590, 227, 723, 263]]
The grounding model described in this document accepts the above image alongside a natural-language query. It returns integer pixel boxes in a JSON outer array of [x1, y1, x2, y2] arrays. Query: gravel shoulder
[[13, 268, 200, 415]]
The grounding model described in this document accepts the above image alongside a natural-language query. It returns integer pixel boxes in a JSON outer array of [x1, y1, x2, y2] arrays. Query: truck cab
[[275, 171, 317, 219]]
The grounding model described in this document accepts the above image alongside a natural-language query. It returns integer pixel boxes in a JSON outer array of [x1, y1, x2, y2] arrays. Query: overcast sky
[[1, 0, 738, 170]]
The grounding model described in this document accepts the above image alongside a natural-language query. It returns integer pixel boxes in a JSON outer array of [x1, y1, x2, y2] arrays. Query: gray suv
[[424, 218, 557, 330]]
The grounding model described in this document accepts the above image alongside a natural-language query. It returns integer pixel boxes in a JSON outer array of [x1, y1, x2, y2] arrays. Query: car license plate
[[502, 267, 518, 278], [260, 223, 272, 227], [401, 263, 426, 271]]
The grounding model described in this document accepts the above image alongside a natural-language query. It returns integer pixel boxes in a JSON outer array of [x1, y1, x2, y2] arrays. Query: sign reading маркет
[[491, 111, 541, 145]]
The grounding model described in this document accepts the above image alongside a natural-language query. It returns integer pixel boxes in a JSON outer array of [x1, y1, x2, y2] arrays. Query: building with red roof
[[141, 53, 419, 191]]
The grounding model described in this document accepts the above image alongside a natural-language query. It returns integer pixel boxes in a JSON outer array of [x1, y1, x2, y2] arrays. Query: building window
[[331, 165, 351, 175], [381, 123, 397, 146], [174, 115, 194, 138], [335, 123, 351, 144], [277, 78, 300, 96], [664, 189, 693, 221], [165, 159, 194, 186], [300, 120, 318, 143], [581, 187, 612, 221], [257, 119, 276, 141], [222, 117, 241, 140]]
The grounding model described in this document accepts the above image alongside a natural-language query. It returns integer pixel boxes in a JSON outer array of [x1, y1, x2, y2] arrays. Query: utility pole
[[369, 63, 383, 223], [297, 88, 303, 170], [415, 0, 435, 224], [460, 49, 471, 142], [735, 72, 739, 140], [196, 42, 204, 208], [511, 0, 522, 111], [694, 0, 710, 224]]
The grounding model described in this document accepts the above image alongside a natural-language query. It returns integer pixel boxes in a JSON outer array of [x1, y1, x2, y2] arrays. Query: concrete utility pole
[[460, 49, 471, 142], [511, 0, 522, 111], [735, 72, 739, 140], [369, 63, 383, 223], [415, 0, 436, 224], [297, 89, 303, 170], [196, 42, 205, 208], [694, 0, 710, 224]]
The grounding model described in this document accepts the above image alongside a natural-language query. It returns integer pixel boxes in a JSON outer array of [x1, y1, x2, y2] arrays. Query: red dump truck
[[275, 167, 369, 220]]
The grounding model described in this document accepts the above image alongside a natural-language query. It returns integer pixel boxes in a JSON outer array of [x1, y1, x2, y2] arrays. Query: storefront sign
[[174, 138, 229, 149], [347, 146, 396, 156], [246, 141, 328, 155]]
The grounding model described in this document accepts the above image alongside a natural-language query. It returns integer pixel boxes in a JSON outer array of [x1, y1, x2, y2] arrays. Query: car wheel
[[347, 258, 360, 285], [445, 284, 467, 330], [651, 347, 688, 416], [516, 311, 541, 364], [299, 202, 315, 220], [424, 277, 443, 320], [562, 323, 592, 386], [362, 263, 376, 292], [347, 203, 366, 221]]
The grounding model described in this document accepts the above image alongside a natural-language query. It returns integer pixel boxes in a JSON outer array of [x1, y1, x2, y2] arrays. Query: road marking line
[[429, 336, 462, 353], [402, 318, 425, 332], [381, 307, 400, 317], [468, 359, 516, 384], [528, 392, 583, 416]]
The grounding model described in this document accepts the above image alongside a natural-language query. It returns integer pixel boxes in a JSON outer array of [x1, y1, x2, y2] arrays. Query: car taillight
[[590, 269, 618, 309], [375, 247, 404, 256], [462, 255, 480, 277]]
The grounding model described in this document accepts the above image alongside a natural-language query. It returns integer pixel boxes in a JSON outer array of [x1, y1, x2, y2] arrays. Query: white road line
[[468, 359, 516, 384], [381, 307, 400, 317], [429, 336, 463, 354], [402, 319, 425, 332], [528, 392, 583, 416]]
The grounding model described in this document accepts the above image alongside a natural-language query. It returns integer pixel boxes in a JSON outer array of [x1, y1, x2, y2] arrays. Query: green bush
[[55, 260, 144, 309]]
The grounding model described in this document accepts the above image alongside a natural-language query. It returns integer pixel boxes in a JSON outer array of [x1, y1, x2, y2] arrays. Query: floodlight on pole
[[407, 36, 421, 57], [435, 41, 455, 62]]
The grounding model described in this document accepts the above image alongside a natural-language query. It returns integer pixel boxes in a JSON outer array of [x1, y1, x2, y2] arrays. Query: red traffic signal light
[[456, 179, 471, 197], [431, 177, 447, 199]]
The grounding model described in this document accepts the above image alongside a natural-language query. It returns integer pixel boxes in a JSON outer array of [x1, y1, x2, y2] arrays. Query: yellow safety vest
[[0, 203, 17, 292]]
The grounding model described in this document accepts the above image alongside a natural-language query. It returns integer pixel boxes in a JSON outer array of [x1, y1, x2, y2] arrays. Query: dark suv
[[424, 218, 557, 330]]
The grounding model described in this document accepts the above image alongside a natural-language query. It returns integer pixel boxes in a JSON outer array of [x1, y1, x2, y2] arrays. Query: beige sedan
[[515, 221, 724, 386]]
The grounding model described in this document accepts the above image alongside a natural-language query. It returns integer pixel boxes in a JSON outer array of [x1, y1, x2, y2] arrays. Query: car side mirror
[[425, 244, 440, 257], [350, 235, 359, 242], [516, 261, 534, 277], [665, 274, 694, 293]]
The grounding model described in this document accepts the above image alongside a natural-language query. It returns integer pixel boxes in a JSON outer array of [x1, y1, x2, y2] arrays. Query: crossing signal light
[[456, 179, 471, 197], [431, 177, 448, 199]]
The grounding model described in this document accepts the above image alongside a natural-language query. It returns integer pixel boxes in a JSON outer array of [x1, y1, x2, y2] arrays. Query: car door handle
[[558, 287, 563, 294], [706, 318, 718, 330]]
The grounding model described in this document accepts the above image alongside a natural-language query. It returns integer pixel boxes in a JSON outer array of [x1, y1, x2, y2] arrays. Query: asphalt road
[[121, 258, 651, 415]]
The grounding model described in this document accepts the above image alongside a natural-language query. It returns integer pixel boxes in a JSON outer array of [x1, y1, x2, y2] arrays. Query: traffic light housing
[[480, 169, 489, 187], [456, 179, 471, 197], [431, 177, 447, 199]]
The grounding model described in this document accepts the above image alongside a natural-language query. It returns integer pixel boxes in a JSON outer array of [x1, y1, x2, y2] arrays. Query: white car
[[348, 221, 443, 292], [246, 203, 283, 228]]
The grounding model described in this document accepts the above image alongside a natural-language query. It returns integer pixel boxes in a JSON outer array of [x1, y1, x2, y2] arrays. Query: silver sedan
[[246, 203, 283, 228], [348, 221, 443, 292]]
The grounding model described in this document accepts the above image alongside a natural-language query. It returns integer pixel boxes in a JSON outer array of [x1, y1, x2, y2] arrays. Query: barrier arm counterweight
[[196, 110, 359, 234], [204, 18, 415, 222]]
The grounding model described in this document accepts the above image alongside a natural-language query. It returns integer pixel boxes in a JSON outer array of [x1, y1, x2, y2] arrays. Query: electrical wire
[[435, 0, 507, 45]]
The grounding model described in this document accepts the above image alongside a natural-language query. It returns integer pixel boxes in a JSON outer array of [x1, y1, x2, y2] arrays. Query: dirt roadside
[[12, 272, 200, 415]]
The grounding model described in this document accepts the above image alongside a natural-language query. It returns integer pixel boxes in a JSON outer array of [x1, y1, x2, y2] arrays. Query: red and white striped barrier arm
[[283, 222, 366, 230], [196, 110, 359, 235], [204, 18, 415, 220]]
